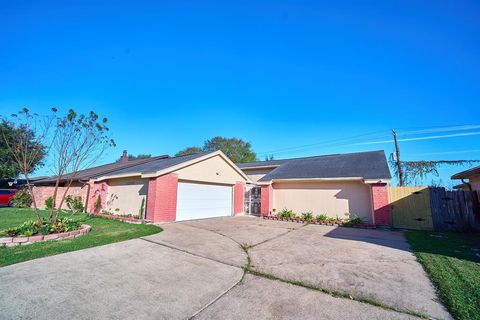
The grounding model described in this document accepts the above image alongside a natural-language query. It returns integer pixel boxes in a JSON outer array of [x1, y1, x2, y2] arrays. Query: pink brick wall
[[32, 183, 88, 210], [146, 173, 178, 223], [89, 182, 109, 213], [371, 183, 391, 225], [234, 182, 245, 215], [260, 185, 273, 216]]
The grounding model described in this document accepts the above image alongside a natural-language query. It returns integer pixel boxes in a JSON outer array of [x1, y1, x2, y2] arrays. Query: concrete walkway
[[0, 216, 451, 320]]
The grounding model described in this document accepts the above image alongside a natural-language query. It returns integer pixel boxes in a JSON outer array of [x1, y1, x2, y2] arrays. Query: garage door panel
[[176, 182, 233, 221]]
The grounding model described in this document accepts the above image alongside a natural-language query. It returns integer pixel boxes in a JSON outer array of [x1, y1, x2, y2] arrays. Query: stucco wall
[[105, 178, 148, 217], [242, 168, 275, 183], [173, 155, 246, 185], [272, 181, 374, 223]]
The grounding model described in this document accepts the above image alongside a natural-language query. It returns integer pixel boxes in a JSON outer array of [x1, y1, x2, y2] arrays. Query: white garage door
[[176, 182, 233, 221]]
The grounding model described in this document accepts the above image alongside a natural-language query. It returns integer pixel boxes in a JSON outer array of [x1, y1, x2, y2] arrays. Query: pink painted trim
[[0, 224, 91, 247]]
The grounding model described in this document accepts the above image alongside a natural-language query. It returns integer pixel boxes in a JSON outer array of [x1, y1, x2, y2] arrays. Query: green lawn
[[0, 207, 161, 267], [405, 231, 480, 320]]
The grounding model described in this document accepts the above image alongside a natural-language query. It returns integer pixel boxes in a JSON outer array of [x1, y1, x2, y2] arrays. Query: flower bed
[[90, 213, 147, 224], [0, 224, 91, 247], [263, 215, 377, 229]]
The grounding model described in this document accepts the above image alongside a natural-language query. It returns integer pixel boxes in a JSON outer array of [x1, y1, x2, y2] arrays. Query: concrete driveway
[[0, 216, 450, 320]]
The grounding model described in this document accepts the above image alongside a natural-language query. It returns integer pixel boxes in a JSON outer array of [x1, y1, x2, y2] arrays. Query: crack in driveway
[[147, 221, 427, 319]]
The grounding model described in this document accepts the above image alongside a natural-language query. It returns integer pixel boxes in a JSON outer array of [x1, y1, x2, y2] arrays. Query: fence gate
[[244, 185, 261, 216], [429, 188, 480, 232], [388, 186, 434, 230]]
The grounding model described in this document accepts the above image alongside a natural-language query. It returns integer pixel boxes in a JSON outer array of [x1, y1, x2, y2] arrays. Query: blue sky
[[1, 0, 479, 186]]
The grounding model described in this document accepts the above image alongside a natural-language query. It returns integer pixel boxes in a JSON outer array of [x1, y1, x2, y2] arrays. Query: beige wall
[[105, 177, 148, 217], [272, 180, 374, 223], [242, 167, 275, 183], [173, 155, 246, 185]]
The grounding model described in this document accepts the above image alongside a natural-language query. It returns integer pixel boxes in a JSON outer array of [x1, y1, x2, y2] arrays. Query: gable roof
[[34, 155, 169, 185], [451, 165, 480, 180], [238, 150, 391, 183], [92, 150, 251, 182], [93, 152, 209, 179]]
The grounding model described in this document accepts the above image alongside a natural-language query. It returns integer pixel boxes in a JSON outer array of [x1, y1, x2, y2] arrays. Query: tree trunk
[[24, 173, 43, 225]]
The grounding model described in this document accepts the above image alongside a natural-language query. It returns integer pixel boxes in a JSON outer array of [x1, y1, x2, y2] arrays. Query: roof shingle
[[238, 150, 391, 182]]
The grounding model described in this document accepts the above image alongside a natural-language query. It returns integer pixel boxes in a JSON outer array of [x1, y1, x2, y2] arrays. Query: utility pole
[[392, 129, 404, 186]]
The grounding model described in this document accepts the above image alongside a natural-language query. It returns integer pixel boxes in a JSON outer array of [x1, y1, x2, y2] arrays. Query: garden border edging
[[262, 215, 378, 229], [0, 224, 91, 247], [90, 213, 148, 224]]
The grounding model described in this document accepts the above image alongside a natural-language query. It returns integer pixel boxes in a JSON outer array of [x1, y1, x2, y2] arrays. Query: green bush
[[277, 208, 296, 218], [315, 214, 329, 221], [0, 217, 81, 237], [11, 189, 32, 208], [301, 211, 313, 221], [45, 196, 54, 210], [94, 195, 102, 213], [2, 220, 40, 237], [345, 212, 364, 224], [65, 195, 84, 213]]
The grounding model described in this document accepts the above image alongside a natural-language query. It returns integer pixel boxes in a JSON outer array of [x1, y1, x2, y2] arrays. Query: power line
[[255, 124, 480, 159], [255, 130, 390, 157]]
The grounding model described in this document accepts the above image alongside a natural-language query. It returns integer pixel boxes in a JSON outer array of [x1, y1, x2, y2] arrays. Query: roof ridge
[[239, 150, 385, 166], [85, 155, 169, 179]]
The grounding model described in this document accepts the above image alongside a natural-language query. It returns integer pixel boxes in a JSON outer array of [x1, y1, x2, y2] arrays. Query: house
[[238, 150, 392, 225], [451, 165, 480, 192], [32, 149, 392, 225], [33, 151, 250, 222]]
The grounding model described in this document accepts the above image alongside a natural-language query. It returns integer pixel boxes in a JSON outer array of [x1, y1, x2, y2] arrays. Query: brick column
[[371, 183, 391, 225], [88, 182, 108, 214], [260, 184, 273, 216], [234, 182, 245, 215], [146, 173, 178, 223]]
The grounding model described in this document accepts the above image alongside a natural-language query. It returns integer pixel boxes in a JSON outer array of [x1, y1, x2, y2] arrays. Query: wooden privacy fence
[[388, 186, 480, 232]]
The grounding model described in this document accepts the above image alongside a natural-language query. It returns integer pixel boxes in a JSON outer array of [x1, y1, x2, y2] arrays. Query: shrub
[[301, 211, 314, 221], [56, 217, 81, 232], [345, 212, 364, 224], [94, 195, 102, 213], [11, 189, 32, 208], [0, 218, 81, 237], [2, 220, 40, 237], [45, 196, 54, 210], [65, 195, 84, 213], [139, 198, 145, 217], [315, 214, 329, 221], [277, 208, 296, 218]]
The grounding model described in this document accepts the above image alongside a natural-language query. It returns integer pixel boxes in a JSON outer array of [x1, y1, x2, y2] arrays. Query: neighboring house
[[451, 165, 480, 192], [237, 150, 392, 225], [32, 149, 392, 225], [33, 150, 250, 222]]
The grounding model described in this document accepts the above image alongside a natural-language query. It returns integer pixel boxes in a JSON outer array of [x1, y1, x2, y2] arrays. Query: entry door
[[176, 182, 233, 221]]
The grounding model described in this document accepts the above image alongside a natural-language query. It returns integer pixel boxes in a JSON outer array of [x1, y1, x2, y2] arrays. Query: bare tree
[[47, 110, 115, 223], [0, 108, 56, 224], [2, 108, 115, 226]]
